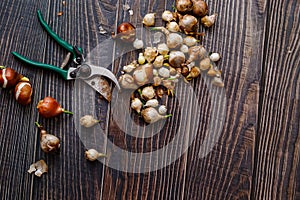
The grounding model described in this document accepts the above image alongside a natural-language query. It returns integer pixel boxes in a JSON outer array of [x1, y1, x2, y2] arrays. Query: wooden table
[[0, 0, 299, 199]]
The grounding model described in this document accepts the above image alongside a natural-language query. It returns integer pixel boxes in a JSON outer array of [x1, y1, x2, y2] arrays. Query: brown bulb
[[175, 0, 193, 13], [179, 14, 198, 33], [181, 66, 190, 77], [35, 122, 60, 153], [116, 22, 136, 43], [201, 14, 217, 28], [141, 107, 172, 124], [37, 96, 73, 118], [85, 149, 106, 161], [14, 81, 32, 105], [191, 0, 208, 17], [0, 67, 23, 89]]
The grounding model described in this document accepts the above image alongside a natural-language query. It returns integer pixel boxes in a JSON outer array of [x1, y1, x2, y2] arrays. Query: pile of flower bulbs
[[118, 0, 223, 124]]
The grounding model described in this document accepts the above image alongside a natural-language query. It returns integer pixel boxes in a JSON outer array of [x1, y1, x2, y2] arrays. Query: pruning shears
[[11, 10, 120, 101]]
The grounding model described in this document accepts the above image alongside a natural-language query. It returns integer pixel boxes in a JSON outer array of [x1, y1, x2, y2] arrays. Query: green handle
[[37, 10, 83, 59], [11, 51, 69, 80]]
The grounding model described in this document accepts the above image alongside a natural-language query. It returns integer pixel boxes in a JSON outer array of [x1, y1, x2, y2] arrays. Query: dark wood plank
[[31, 0, 117, 199], [0, 0, 116, 199], [252, 0, 300, 199], [0, 1, 48, 199], [102, 0, 196, 199], [183, 0, 264, 199], [100, 0, 263, 199]]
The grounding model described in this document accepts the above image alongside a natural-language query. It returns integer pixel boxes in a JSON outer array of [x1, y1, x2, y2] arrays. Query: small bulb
[[123, 63, 137, 73], [209, 53, 221, 62], [143, 13, 156, 27], [35, 122, 60, 153], [138, 53, 146, 65], [162, 10, 174, 22], [80, 115, 100, 128], [144, 99, 159, 108], [28, 160, 48, 177], [157, 43, 169, 55], [144, 47, 158, 63], [153, 55, 164, 68], [153, 69, 158, 76], [133, 39, 144, 49], [166, 21, 180, 32], [158, 67, 170, 78], [133, 64, 153, 86], [141, 86, 156, 100], [119, 74, 138, 89], [141, 107, 172, 124], [199, 57, 211, 71], [183, 36, 199, 46], [201, 14, 217, 28], [212, 77, 224, 87], [158, 105, 167, 115], [180, 45, 189, 54], [131, 98, 143, 113], [153, 76, 162, 86], [85, 149, 106, 161]]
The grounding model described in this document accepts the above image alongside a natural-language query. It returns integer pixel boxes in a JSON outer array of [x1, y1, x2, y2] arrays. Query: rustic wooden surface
[[0, 0, 299, 199]]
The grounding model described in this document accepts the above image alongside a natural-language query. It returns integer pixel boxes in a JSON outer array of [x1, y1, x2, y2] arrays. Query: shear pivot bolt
[[78, 64, 91, 78]]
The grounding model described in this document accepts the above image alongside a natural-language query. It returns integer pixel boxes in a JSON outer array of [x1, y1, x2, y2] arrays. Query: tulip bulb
[[35, 122, 60, 153], [14, 81, 32, 105], [179, 14, 198, 33], [85, 149, 107, 161], [176, 0, 193, 13], [162, 10, 175, 22], [199, 57, 211, 71], [209, 53, 221, 62], [201, 14, 217, 28], [141, 107, 172, 124], [141, 86, 156, 100], [131, 98, 143, 113], [0, 67, 24, 89], [158, 105, 167, 115], [133, 64, 153, 86], [80, 115, 100, 128], [191, 0, 208, 17], [166, 21, 180, 32], [116, 22, 136, 43], [119, 74, 138, 89], [37, 97, 73, 118], [143, 13, 156, 27], [168, 51, 185, 68], [144, 99, 159, 108], [157, 43, 169, 55]]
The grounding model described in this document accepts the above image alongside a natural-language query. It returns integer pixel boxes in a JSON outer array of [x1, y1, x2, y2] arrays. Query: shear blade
[[88, 65, 120, 90], [84, 77, 112, 102]]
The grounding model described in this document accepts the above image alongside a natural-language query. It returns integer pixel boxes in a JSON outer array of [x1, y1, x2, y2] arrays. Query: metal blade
[[88, 65, 120, 90], [83, 76, 112, 102]]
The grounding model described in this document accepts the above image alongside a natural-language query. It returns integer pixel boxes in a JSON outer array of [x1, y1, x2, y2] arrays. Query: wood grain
[[0, 0, 298, 199], [183, 0, 264, 198], [252, 0, 300, 199], [100, 0, 261, 199]]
